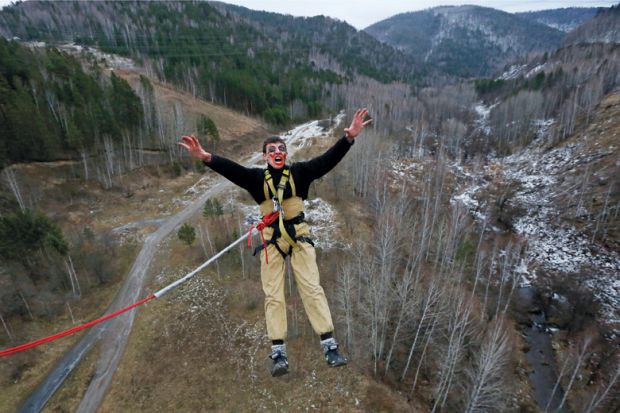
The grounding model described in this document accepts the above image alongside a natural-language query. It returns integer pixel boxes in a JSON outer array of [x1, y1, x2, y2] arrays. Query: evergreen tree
[[197, 115, 220, 151], [0, 209, 68, 266], [177, 223, 196, 246], [203, 198, 224, 218]]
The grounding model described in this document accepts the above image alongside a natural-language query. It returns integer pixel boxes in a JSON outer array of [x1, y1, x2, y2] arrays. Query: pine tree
[[177, 223, 196, 246]]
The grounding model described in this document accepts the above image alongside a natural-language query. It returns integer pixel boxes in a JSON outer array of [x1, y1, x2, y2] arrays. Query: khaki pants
[[260, 222, 334, 340]]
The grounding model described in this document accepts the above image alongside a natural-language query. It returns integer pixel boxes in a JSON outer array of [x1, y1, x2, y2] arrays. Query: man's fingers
[[177, 142, 190, 150], [363, 119, 373, 126], [181, 136, 194, 145], [356, 109, 369, 123]]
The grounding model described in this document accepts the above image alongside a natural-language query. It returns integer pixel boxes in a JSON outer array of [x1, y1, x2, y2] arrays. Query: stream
[[517, 286, 568, 413]]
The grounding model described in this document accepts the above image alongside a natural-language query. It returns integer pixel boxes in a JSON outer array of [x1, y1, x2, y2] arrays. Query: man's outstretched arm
[[296, 108, 373, 180], [178, 135, 262, 197]]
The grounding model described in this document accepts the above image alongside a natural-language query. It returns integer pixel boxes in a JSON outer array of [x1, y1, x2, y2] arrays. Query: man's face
[[263, 142, 287, 169]]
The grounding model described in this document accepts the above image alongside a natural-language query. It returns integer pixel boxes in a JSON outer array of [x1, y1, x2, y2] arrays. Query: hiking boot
[[269, 344, 289, 377], [321, 338, 348, 367]]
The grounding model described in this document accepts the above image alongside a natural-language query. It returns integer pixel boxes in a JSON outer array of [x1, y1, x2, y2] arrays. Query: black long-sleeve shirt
[[205, 136, 353, 204]]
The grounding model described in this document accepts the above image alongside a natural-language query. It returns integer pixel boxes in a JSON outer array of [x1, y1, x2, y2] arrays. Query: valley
[[1, 2, 619, 412]]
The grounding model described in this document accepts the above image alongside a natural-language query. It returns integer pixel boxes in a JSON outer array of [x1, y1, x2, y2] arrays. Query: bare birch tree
[[463, 318, 511, 413], [3, 168, 26, 211]]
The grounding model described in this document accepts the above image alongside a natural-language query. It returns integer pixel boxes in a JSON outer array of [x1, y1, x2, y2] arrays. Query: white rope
[[154, 230, 252, 298]]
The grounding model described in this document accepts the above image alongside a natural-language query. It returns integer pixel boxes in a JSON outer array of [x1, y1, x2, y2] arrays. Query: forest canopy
[[0, 38, 143, 166]]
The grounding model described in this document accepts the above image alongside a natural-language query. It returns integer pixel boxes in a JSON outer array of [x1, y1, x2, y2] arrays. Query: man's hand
[[178, 135, 212, 162], [344, 108, 372, 141]]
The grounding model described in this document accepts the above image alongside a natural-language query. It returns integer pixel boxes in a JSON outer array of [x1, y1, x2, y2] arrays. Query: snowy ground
[[59, 43, 137, 70], [449, 159, 500, 230]]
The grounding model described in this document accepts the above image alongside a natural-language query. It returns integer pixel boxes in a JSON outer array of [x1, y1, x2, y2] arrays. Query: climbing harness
[[263, 167, 300, 252]]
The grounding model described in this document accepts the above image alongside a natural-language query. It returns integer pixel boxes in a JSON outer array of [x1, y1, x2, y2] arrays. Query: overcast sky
[[208, 0, 617, 29], [0, 0, 617, 29]]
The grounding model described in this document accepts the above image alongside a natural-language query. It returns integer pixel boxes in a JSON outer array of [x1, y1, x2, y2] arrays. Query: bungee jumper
[[178, 108, 372, 377]]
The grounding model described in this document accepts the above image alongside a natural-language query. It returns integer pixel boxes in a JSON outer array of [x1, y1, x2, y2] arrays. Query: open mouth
[[274, 156, 283, 162]]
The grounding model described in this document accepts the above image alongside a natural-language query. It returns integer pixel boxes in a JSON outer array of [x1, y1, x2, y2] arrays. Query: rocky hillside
[[364, 5, 563, 77], [454, 89, 620, 332]]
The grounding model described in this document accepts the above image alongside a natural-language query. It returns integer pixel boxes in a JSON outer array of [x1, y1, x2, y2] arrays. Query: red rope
[[1, 213, 281, 358], [247, 211, 279, 264], [0, 295, 156, 357]]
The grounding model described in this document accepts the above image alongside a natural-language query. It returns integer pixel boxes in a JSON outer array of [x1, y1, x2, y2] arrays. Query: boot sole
[[328, 360, 348, 367], [271, 366, 289, 377]]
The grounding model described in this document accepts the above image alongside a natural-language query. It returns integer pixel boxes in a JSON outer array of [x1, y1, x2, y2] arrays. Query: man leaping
[[179, 108, 372, 376]]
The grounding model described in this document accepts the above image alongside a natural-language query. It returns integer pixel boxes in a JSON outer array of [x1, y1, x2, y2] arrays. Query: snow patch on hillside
[[503, 144, 620, 324], [450, 102, 619, 325], [59, 43, 137, 70], [499, 64, 527, 80], [25, 40, 138, 70], [524, 64, 546, 79], [247, 112, 346, 168], [474, 102, 497, 135], [533, 119, 555, 140], [282, 111, 346, 151], [304, 198, 345, 249]]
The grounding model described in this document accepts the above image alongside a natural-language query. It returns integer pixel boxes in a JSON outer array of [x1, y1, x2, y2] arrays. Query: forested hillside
[[364, 5, 564, 77], [0, 38, 142, 165], [0, 0, 421, 126], [564, 4, 620, 44], [517, 7, 600, 32], [472, 42, 620, 154], [208, 1, 421, 83]]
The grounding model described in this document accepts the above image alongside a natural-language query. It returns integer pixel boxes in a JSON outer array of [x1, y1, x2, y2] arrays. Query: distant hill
[[208, 1, 421, 83], [564, 4, 620, 45], [364, 5, 564, 78], [516, 7, 600, 32]]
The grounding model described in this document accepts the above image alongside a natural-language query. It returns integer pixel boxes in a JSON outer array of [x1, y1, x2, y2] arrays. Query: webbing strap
[[264, 172, 276, 200], [263, 168, 299, 251], [276, 169, 299, 251], [289, 172, 296, 197]]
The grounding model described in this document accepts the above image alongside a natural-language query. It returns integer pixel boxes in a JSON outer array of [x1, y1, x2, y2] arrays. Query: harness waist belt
[[266, 212, 305, 229], [253, 236, 315, 257]]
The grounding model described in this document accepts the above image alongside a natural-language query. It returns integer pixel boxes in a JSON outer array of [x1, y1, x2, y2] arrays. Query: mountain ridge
[[517, 7, 600, 32], [364, 5, 564, 77]]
